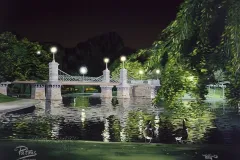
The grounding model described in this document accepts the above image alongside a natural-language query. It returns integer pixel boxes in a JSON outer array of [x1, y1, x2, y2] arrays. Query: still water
[[0, 96, 240, 144]]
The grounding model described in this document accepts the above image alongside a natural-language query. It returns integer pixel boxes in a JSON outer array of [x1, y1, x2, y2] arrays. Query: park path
[[0, 99, 40, 113]]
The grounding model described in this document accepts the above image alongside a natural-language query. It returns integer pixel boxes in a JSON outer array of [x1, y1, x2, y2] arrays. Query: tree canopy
[[110, 0, 240, 106], [0, 32, 51, 81]]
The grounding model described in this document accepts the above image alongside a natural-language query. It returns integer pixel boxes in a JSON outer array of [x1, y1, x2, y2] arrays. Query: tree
[[131, 0, 240, 106], [111, 60, 146, 80], [110, 49, 153, 80], [0, 32, 51, 81]]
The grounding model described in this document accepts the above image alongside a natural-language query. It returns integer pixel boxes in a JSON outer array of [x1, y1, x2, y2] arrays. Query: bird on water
[[172, 118, 188, 144]]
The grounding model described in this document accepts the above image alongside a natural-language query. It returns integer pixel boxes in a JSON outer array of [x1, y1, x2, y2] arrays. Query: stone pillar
[[117, 69, 130, 98], [0, 82, 10, 95], [120, 69, 127, 84], [132, 84, 160, 99], [46, 82, 62, 100], [100, 85, 113, 98], [46, 61, 62, 100], [49, 61, 59, 82], [103, 69, 110, 83], [31, 84, 46, 99], [117, 85, 131, 98]]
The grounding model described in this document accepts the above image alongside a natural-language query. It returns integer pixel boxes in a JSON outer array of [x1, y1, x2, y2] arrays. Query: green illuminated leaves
[[0, 32, 51, 81]]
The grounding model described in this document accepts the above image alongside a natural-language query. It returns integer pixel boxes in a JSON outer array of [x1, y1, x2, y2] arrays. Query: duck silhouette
[[172, 119, 188, 144], [143, 120, 154, 143]]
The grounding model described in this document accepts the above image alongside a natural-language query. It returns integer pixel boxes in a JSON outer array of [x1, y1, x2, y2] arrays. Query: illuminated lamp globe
[[104, 57, 110, 63], [80, 66, 88, 75], [120, 56, 126, 62], [50, 46, 57, 54]]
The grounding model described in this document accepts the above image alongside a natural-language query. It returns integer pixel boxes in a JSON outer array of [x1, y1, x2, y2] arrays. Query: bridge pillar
[[46, 82, 62, 100], [0, 82, 10, 95], [46, 61, 62, 100], [100, 68, 112, 98], [100, 85, 113, 98], [117, 69, 130, 98], [132, 84, 160, 98], [103, 69, 110, 83], [31, 84, 46, 99]]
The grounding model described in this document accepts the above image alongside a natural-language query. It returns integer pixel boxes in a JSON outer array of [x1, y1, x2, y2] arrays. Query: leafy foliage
[[0, 32, 51, 81], [111, 60, 146, 79], [133, 0, 240, 107]]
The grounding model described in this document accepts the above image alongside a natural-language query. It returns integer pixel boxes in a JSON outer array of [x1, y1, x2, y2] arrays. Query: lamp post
[[80, 66, 88, 81], [120, 56, 126, 69], [156, 69, 160, 79], [139, 70, 143, 80], [80, 66, 88, 93], [104, 57, 110, 69], [50, 46, 57, 62]]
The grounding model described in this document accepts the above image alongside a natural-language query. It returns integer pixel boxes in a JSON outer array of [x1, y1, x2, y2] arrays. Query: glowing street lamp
[[50, 46, 57, 61], [156, 69, 160, 79], [139, 70, 144, 80], [104, 57, 110, 69], [79, 66, 88, 93], [80, 66, 88, 81], [120, 56, 126, 69], [36, 50, 41, 55]]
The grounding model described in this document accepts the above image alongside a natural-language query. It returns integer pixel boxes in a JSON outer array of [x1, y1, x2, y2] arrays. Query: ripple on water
[[0, 97, 240, 144]]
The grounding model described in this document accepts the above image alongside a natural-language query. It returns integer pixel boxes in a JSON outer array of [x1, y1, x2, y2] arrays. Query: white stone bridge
[[0, 58, 160, 100]]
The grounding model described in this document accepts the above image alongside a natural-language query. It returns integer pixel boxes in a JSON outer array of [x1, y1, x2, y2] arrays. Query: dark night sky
[[0, 0, 183, 49]]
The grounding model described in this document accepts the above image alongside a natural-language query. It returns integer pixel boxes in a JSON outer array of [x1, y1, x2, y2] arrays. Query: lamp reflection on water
[[154, 111, 160, 138], [81, 109, 86, 123], [138, 111, 144, 139], [102, 118, 110, 142]]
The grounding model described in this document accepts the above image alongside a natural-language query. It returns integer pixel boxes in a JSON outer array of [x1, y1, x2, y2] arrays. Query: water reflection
[[0, 96, 239, 144]]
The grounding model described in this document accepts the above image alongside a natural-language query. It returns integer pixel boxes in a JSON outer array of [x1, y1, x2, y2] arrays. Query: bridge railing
[[59, 75, 104, 82], [128, 79, 160, 86], [58, 69, 160, 85], [110, 76, 120, 83], [58, 69, 105, 82]]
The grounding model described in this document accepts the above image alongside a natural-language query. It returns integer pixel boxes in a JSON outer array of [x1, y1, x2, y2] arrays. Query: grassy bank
[[0, 139, 238, 160], [0, 94, 18, 103]]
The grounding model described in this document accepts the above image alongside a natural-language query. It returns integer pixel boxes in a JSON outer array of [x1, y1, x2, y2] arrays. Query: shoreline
[[0, 99, 41, 113], [0, 139, 238, 160]]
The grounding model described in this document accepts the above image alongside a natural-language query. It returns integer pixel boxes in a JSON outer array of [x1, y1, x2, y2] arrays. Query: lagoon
[[0, 95, 239, 145]]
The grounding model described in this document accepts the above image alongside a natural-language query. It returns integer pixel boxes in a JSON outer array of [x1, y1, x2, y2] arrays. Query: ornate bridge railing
[[58, 69, 104, 82], [58, 69, 160, 85], [128, 79, 160, 86], [110, 76, 120, 83], [110, 74, 160, 86]]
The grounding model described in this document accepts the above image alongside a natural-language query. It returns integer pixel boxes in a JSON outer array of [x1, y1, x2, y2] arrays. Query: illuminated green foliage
[[129, 0, 240, 106], [0, 32, 51, 81]]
